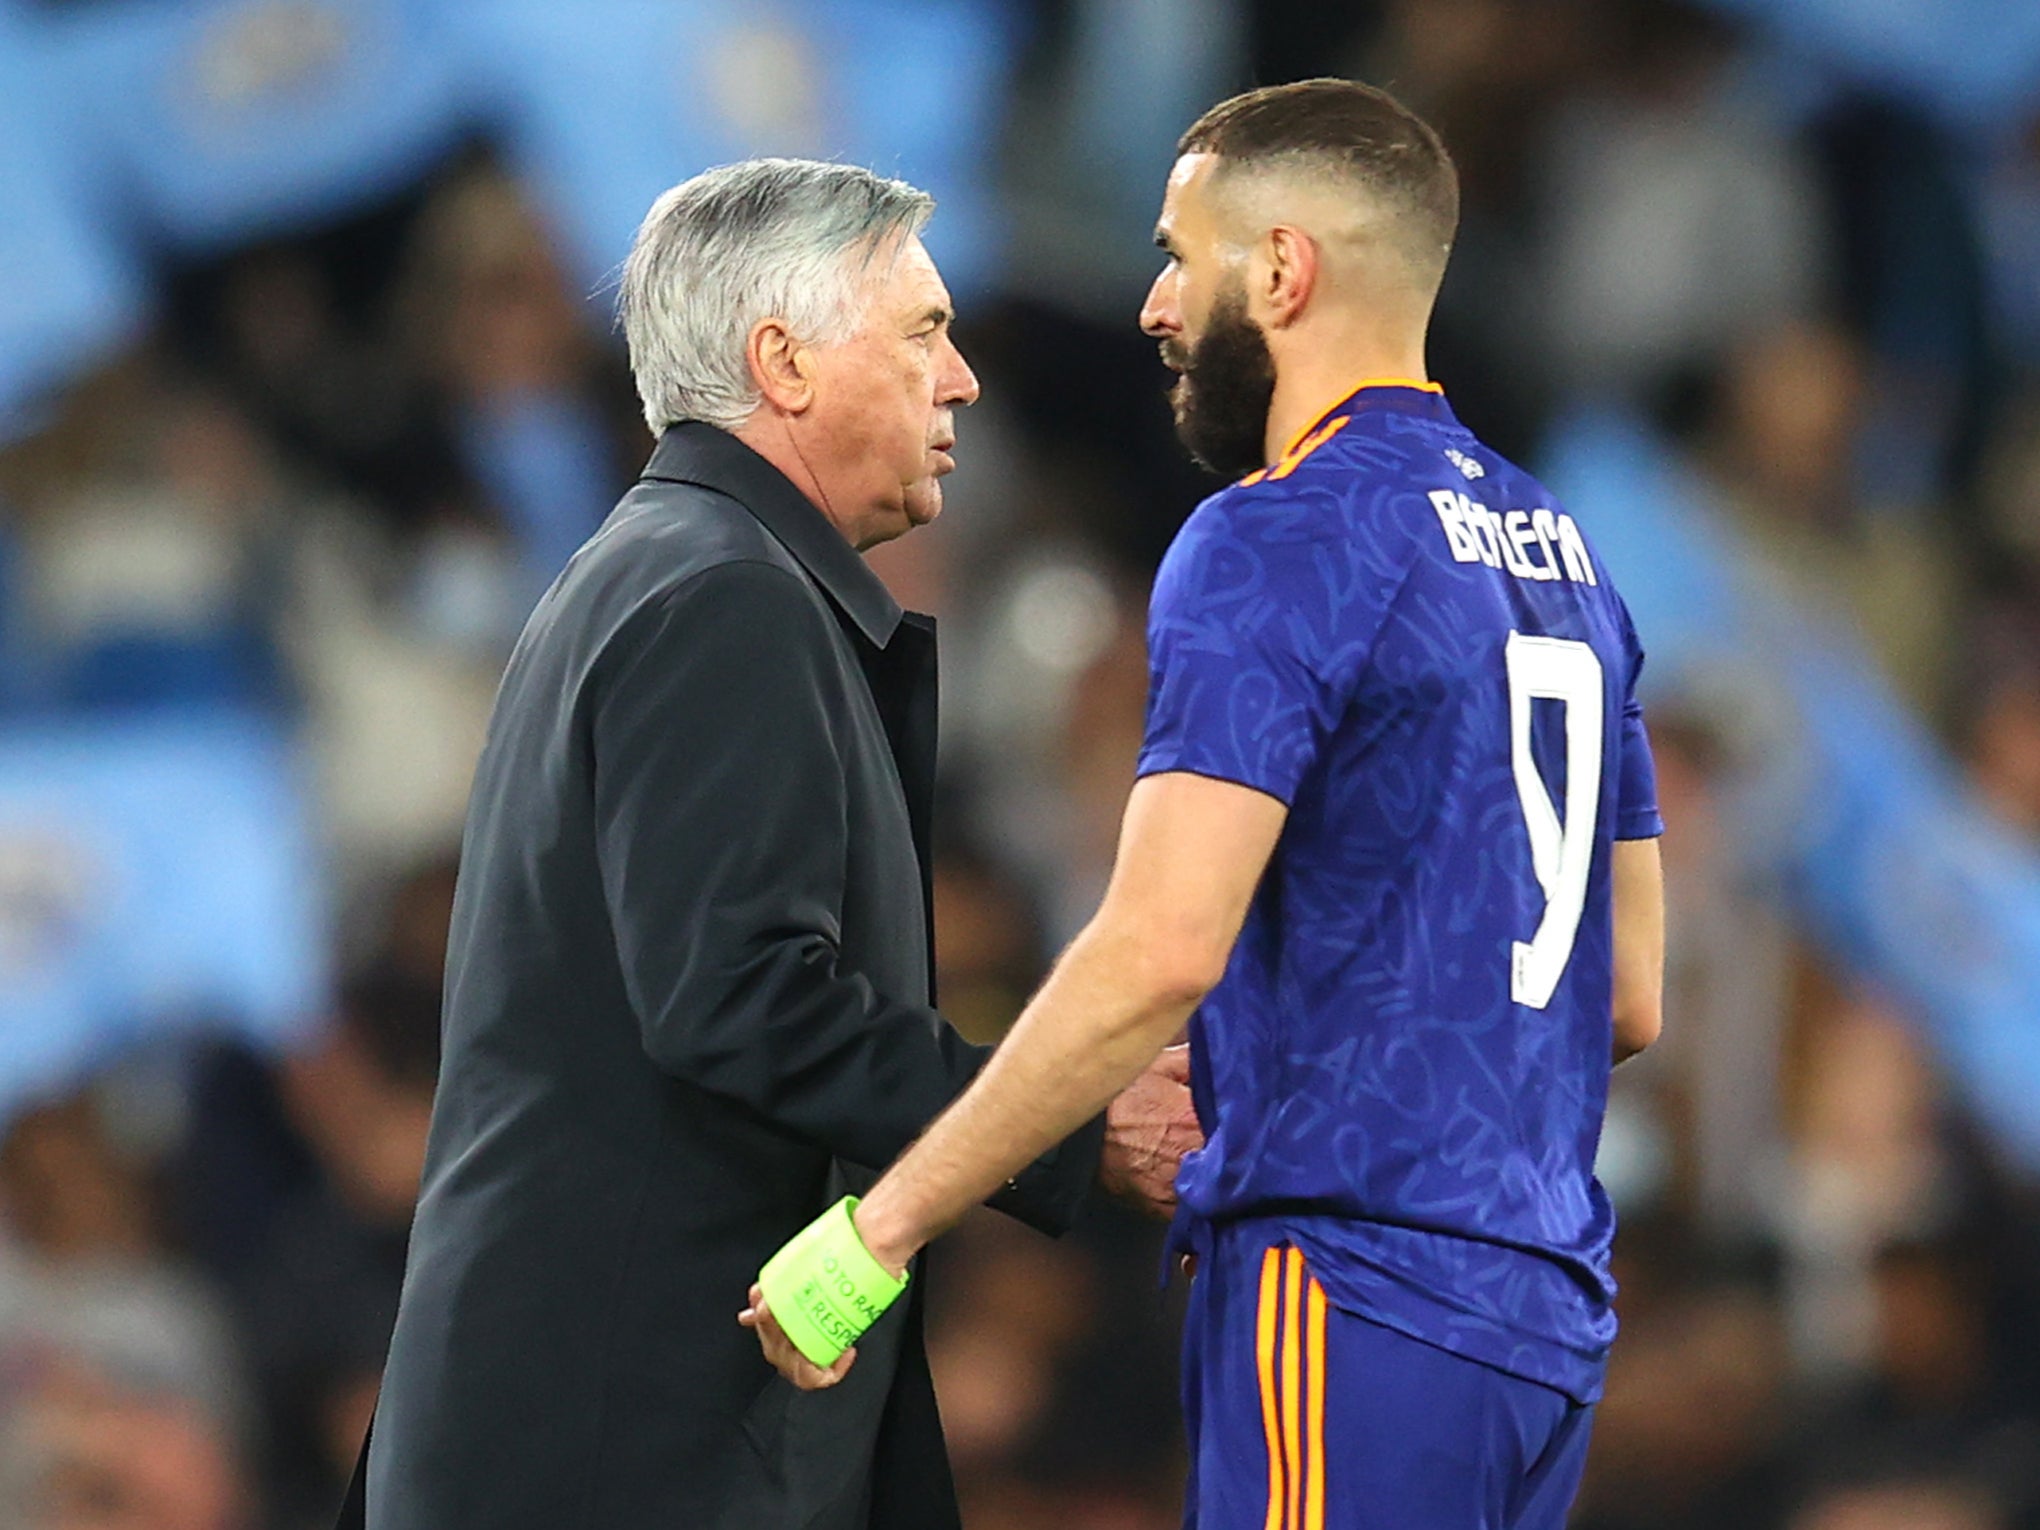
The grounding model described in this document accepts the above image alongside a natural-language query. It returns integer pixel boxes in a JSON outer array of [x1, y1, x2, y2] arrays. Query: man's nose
[[940, 337, 981, 407], [1139, 267, 1179, 338]]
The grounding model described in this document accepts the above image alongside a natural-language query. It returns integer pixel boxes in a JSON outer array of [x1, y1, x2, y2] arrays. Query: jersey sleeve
[[1614, 601, 1664, 841], [1137, 482, 1405, 806]]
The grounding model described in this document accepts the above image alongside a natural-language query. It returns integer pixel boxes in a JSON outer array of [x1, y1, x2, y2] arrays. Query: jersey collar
[[1275, 377, 1448, 461]]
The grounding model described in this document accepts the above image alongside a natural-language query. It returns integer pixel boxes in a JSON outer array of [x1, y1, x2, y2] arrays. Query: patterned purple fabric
[[1139, 383, 1661, 1404]]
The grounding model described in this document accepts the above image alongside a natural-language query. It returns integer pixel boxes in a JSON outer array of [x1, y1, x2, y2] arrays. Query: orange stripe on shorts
[[1257, 1247, 1286, 1530], [1305, 1273, 1328, 1530], [1282, 1248, 1304, 1530]]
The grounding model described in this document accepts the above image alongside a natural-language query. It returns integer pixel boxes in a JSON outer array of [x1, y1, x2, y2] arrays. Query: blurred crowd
[[3, 0, 2040, 1526]]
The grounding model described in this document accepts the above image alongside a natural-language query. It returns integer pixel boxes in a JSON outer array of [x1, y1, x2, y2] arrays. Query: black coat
[[355, 423, 1100, 1530]]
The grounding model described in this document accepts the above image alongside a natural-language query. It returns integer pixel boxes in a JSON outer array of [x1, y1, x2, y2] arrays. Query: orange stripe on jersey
[[1275, 377, 1442, 459], [1343, 375, 1444, 395], [1239, 412, 1357, 489], [1267, 417, 1350, 481], [1257, 1248, 1286, 1530], [1282, 1248, 1304, 1530], [1305, 1275, 1328, 1530]]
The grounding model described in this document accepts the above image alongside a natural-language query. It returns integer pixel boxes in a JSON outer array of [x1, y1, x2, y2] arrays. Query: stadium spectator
[[0, 1088, 254, 1530]]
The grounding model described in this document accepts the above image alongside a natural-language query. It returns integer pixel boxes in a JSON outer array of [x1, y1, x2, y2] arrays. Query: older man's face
[[804, 235, 979, 549]]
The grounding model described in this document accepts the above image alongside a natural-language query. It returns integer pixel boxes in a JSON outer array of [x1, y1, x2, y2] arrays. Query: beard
[[1164, 283, 1277, 480]]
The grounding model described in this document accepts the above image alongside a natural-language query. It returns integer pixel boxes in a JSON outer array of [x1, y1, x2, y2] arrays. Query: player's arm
[[743, 770, 1284, 1386], [857, 769, 1285, 1251], [1611, 837, 1664, 1063]]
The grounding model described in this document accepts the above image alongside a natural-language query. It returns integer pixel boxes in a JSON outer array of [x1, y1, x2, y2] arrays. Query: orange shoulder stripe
[[1274, 376, 1441, 459], [1268, 417, 1350, 481]]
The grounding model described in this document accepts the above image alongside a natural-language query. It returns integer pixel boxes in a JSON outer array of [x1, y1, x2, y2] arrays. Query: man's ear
[[1257, 225, 1320, 330], [748, 318, 815, 414]]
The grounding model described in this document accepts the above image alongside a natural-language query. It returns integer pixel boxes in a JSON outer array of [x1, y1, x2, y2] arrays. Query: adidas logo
[[1445, 447, 1485, 481]]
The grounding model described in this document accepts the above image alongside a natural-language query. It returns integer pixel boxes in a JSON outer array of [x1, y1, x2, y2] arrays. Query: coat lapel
[[864, 613, 939, 1003]]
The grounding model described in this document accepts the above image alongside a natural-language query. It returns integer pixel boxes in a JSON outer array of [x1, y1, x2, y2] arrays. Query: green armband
[[757, 1196, 910, 1368]]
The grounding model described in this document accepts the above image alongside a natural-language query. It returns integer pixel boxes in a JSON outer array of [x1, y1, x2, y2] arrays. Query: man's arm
[[855, 772, 1284, 1265], [1611, 837, 1665, 1063], [742, 770, 1284, 1383]]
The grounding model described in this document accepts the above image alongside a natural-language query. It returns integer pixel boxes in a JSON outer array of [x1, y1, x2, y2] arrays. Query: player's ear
[[748, 317, 816, 415], [1259, 225, 1319, 330]]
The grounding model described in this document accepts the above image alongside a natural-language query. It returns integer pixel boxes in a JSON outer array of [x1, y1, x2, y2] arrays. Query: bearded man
[[751, 83, 1668, 1530]]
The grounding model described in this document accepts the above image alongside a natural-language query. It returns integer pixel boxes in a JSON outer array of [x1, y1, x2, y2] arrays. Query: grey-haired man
[[347, 159, 1199, 1530]]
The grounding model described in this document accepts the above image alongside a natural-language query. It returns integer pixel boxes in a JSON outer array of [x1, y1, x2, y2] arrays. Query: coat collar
[[641, 421, 904, 649]]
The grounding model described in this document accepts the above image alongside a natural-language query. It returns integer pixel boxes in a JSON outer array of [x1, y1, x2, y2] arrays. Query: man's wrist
[[851, 1192, 918, 1281], [757, 1196, 910, 1368]]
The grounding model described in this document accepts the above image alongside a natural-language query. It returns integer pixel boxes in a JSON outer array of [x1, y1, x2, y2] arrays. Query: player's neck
[[1262, 340, 1431, 465]]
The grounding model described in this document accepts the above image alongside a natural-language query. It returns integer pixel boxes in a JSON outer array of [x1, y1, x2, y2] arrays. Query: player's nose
[[1140, 266, 1180, 338]]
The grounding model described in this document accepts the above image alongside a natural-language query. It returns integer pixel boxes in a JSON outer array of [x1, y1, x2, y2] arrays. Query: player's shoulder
[[1385, 422, 1635, 605], [1230, 396, 1519, 514]]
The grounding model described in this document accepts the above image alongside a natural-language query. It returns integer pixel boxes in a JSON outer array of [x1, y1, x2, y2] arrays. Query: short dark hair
[[1178, 79, 1460, 281]]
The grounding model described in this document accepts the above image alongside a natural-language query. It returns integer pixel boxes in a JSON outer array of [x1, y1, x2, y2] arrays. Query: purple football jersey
[[1139, 382, 1662, 1404]]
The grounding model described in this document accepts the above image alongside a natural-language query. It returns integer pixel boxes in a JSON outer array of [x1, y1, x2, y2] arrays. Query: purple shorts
[[1179, 1223, 1596, 1530]]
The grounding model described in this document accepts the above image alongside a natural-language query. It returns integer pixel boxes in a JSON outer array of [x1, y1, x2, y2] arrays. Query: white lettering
[[1430, 489, 1482, 563], [1498, 510, 1538, 579], [1555, 514, 1597, 585], [1530, 509, 1563, 581], [1432, 491, 1598, 587], [1506, 510, 1557, 581], [1464, 494, 1503, 568]]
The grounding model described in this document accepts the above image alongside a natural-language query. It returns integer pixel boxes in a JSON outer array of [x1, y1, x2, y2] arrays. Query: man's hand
[[740, 1286, 858, 1391], [1098, 1042, 1201, 1217], [744, 1196, 907, 1387]]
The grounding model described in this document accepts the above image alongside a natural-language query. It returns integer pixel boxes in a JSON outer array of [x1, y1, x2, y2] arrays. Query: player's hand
[[740, 1286, 858, 1391], [1098, 1042, 1201, 1218]]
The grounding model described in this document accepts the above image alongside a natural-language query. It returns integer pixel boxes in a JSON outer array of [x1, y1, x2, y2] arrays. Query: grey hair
[[619, 158, 935, 435]]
